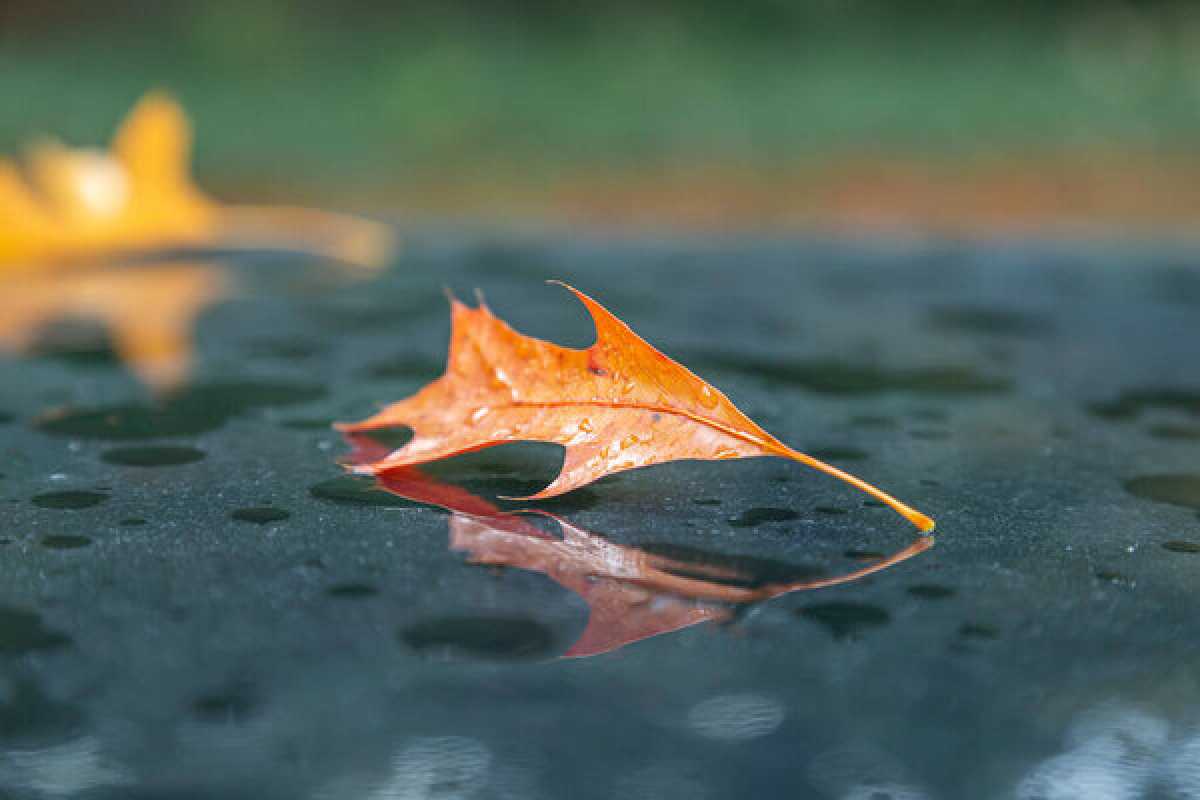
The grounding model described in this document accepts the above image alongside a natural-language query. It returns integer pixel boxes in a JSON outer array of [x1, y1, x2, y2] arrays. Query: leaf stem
[[772, 443, 936, 533]]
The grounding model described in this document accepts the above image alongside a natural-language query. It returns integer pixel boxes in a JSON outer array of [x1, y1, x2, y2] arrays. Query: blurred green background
[[2, 0, 1197, 230]]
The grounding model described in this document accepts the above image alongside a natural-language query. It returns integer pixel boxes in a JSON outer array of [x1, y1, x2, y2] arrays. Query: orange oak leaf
[[0, 91, 394, 273], [339, 285, 935, 533], [369, 457, 933, 658]]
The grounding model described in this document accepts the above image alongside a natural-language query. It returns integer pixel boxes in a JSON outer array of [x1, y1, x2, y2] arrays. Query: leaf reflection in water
[[0, 92, 397, 391], [0, 261, 228, 390], [355, 435, 934, 659]]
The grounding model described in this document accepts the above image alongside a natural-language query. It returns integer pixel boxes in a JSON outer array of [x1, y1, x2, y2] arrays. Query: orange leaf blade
[[340, 284, 935, 531]]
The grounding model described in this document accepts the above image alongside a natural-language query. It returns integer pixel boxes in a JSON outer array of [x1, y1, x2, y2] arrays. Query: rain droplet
[[231, 507, 291, 525], [32, 491, 108, 510], [41, 534, 92, 550]]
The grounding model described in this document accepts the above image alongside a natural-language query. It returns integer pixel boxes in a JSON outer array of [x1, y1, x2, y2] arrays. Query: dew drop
[[232, 507, 291, 525], [32, 491, 108, 510], [41, 535, 92, 550], [101, 445, 205, 467]]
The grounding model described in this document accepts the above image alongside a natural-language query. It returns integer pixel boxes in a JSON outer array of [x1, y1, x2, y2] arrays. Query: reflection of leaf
[[0, 91, 395, 272], [0, 92, 397, 389], [372, 460, 933, 658], [0, 262, 227, 389], [342, 284, 934, 533]]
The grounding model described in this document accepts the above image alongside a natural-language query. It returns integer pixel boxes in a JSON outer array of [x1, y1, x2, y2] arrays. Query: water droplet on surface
[[798, 603, 891, 640], [36, 380, 326, 440], [728, 507, 799, 528], [907, 584, 956, 600], [100, 445, 205, 467], [959, 623, 999, 640], [326, 583, 379, 598], [231, 507, 291, 525], [1095, 569, 1134, 586], [192, 682, 258, 723], [1124, 474, 1200, 510], [687, 693, 785, 741], [41, 535, 92, 550], [400, 616, 556, 661], [32, 490, 108, 510], [1147, 424, 1200, 440], [0, 677, 84, 743], [814, 506, 848, 515], [0, 607, 71, 653], [849, 414, 897, 429]]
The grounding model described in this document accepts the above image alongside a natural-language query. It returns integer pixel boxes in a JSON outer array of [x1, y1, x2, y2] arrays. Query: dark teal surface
[[1, 232, 1199, 797]]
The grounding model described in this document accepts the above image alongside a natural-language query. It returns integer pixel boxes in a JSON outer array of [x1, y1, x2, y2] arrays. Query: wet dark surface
[[1, 232, 1199, 797]]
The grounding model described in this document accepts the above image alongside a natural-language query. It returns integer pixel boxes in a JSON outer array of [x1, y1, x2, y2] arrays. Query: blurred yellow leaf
[[0, 91, 395, 272], [0, 91, 397, 389]]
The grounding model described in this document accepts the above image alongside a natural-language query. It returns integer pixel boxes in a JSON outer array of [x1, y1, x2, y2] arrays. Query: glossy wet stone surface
[[0, 233, 1198, 798]]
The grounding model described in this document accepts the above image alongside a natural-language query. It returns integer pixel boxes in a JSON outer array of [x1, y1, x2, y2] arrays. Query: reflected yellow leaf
[[0, 262, 229, 390]]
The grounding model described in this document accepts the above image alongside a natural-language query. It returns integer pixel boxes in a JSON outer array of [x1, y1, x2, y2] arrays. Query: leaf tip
[[911, 512, 936, 534]]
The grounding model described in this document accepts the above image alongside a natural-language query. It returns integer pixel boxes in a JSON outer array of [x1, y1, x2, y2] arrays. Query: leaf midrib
[[503, 399, 782, 454]]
